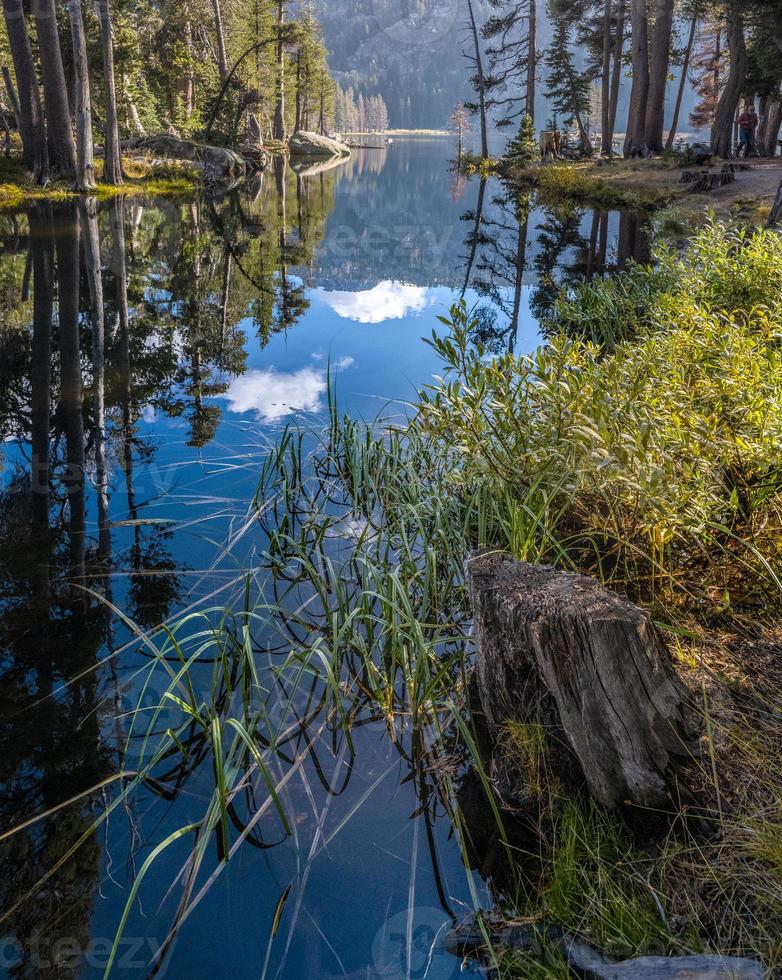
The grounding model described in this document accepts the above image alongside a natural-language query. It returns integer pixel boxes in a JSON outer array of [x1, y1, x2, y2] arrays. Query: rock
[[127, 135, 247, 181], [686, 142, 714, 165], [288, 130, 351, 159], [466, 551, 698, 813], [446, 915, 765, 979]]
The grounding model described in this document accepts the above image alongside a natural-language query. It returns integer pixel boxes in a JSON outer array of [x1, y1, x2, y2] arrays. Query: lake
[[0, 138, 649, 978]]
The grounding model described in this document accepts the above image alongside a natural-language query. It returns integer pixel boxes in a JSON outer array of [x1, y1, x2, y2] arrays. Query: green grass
[[0, 153, 198, 209], [504, 161, 674, 210]]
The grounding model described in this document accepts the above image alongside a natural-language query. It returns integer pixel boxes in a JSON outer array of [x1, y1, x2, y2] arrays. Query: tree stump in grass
[[466, 550, 699, 813]]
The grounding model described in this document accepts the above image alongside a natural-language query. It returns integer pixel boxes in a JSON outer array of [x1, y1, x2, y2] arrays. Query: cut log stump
[[466, 551, 698, 812]]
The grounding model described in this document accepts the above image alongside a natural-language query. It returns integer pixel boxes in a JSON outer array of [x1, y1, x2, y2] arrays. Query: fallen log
[[445, 913, 765, 979], [466, 551, 699, 813]]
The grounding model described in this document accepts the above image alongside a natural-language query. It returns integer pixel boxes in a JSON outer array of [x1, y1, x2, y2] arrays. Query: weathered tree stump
[[466, 551, 698, 812], [687, 169, 735, 192]]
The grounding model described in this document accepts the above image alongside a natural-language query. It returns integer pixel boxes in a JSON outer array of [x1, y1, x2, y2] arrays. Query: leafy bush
[[418, 222, 782, 578], [550, 220, 782, 344]]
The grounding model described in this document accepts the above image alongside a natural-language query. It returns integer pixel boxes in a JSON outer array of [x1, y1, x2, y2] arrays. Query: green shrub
[[550, 220, 782, 344], [418, 224, 782, 571]]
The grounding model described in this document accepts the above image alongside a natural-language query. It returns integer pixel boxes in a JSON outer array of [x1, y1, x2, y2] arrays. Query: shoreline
[[0, 154, 202, 210]]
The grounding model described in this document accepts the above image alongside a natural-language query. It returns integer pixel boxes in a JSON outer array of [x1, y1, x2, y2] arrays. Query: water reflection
[[0, 140, 651, 977]]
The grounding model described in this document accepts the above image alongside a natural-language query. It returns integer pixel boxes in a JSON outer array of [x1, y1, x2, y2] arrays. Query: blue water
[[0, 138, 645, 978]]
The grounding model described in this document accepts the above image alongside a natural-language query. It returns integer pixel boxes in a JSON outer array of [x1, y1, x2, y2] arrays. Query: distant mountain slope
[[315, 0, 699, 135], [314, 0, 497, 129]]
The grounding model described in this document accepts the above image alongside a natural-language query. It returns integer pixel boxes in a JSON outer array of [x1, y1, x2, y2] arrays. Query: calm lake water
[[0, 138, 649, 978]]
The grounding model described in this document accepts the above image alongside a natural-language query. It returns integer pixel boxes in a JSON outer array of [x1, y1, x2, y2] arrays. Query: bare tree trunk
[[68, 0, 95, 190], [526, 0, 536, 123], [273, 0, 286, 140], [2, 64, 20, 126], [55, 203, 86, 584], [2, 0, 48, 182], [711, 3, 746, 158], [97, 0, 123, 184], [757, 93, 770, 151], [644, 0, 675, 152], [763, 91, 782, 156], [608, 0, 626, 140], [210, 0, 229, 79], [29, 201, 54, 521], [295, 52, 303, 132], [666, 11, 698, 150], [33, 0, 76, 178], [176, 21, 195, 117], [462, 176, 487, 295], [466, 0, 489, 158], [122, 75, 146, 136], [601, 0, 613, 155], [624, 0, 650, 157]]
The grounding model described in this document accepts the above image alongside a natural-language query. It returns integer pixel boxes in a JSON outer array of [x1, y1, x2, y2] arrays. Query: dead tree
[[467, 551, 699, 813]]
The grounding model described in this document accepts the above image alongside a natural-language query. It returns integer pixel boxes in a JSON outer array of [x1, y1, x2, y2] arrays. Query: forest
[[458, 0, 782, 158], [0, 1, 782, 979], [0, 0, 335, 188]]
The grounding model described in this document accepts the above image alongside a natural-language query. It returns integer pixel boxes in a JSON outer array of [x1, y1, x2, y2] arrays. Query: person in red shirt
[[737, 102, 759, 157]]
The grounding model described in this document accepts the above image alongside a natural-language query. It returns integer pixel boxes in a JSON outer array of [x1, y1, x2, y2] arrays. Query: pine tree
[[504, 112, 537, 165], [545, 5, 593, 155]]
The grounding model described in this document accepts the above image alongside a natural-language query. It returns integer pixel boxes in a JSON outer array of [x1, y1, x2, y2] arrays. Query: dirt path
[[580, 157, 782, 221]]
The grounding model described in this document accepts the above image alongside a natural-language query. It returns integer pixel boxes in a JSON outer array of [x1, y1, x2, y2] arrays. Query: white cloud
[[225, 359, 354, 423], [314, 281, 433, 324]]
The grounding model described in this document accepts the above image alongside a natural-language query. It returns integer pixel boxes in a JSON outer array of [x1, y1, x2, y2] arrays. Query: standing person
[[737, 102, 759, 157]]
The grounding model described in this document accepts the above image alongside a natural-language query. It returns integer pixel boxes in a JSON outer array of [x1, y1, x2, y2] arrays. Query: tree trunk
[[29, 201, 54, 520], [466, 0, 489, 159], [2, 0, 48, 182], [2, 64, 20, 127], [33, 0, 76, 178], [466, 551, 698, 813], [666, 12, 698, 150], [55, 203, 86, 584], [462, 176, 487, 295], [711, 3, 746, 157], [643, 0, 675, 152], [295, 52, 303, 133], [176, 21, 195, 117], [67, 0, 95, 190], [210, 0, 229, 80], [601, 0, 613, 155], [763, 91, 782, 156], [526, 0, 536, 124], [757, 93, 770, 152], [97, 0, 124, 184], [608, 0, 626, 140], [121, 75, 146, 136], [624, 0, 650, 157], [273, 0, 286, 141]]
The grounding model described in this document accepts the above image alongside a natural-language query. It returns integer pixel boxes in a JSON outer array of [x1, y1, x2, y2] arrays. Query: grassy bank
[[465, 153, 782, 221], [0, 154, 198, 209]]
